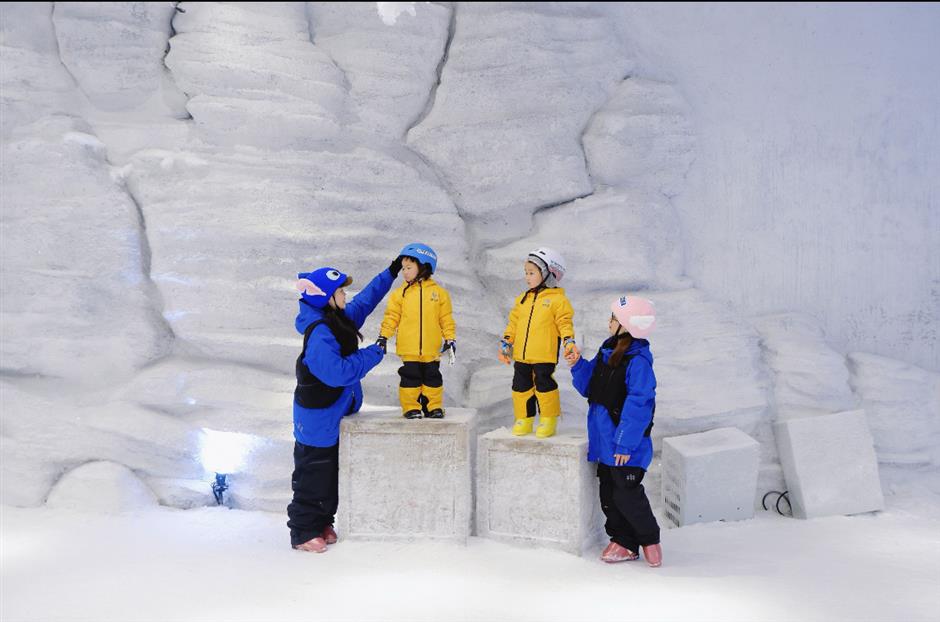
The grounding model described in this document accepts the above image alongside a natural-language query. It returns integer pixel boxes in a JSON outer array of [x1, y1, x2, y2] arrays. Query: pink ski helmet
[[611, 295, 656, 338]]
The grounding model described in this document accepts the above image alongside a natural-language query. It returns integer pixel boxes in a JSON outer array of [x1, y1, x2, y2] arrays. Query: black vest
[[294, 320, 346, 409], [587, 340, 655, 436]]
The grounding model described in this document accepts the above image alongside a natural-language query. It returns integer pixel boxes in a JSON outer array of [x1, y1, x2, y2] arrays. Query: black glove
[[441, 339, 456, 365], [389, 256, 404, 277], [375, 336, 388, 354]]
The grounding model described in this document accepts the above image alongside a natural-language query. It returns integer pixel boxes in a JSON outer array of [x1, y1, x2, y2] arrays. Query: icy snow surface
[[3, 502, 940, 622]]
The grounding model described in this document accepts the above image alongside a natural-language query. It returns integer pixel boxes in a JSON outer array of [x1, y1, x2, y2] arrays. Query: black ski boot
[[403, 409, 423, 419], [426, 408, 445, 419]]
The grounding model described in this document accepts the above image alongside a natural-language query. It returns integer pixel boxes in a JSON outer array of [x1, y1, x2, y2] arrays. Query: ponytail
[[608, 332, 633, 368]]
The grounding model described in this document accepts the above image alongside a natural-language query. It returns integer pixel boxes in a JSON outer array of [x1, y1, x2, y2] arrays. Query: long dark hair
[[607, 330, 633, 367], [321, 304, 362, 356]]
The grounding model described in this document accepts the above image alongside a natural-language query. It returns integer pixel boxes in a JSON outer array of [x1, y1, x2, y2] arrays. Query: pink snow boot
[[642, 543, 663, 567], [294, 536, 328, 553], [321, 524, 338, 545], [601, 542, 639, 563]]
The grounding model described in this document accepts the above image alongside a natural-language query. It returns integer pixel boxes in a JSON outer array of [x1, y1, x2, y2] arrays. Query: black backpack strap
[[295, 319, 345, 410], [301, 320, 324, 355]]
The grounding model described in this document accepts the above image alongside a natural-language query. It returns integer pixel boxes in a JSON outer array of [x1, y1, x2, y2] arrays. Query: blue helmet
[[296, 267, 352, 308], [398, 243, 438, 273]]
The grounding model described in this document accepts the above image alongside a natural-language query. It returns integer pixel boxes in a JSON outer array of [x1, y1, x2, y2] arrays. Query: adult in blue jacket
[[566, 295, 663, 567], [287, 257, 402, 552]]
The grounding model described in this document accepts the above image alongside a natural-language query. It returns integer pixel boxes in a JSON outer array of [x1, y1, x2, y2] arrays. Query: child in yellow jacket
[[378, 243, 456, 419], [499, 247, 579, 438]]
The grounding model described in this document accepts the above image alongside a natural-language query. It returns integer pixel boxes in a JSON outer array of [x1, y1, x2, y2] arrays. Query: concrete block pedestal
[[661, 427, 760, 527], [477, 427, 604, 556], [338, 407, 475, 543], [774, 409, 884, 519]]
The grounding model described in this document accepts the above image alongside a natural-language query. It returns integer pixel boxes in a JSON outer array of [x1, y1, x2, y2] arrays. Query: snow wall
[[1, 2, 937, 512]]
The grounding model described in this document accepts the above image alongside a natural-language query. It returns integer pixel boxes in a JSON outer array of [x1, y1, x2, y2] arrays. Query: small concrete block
[[774, 410, 884, 519], [662, 427, 759, 527], [477, 428, 604, 555], [338, 407, 475, 543]]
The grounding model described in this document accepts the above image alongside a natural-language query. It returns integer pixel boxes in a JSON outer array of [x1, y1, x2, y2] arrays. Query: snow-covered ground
[[4, 496, 940, 622]]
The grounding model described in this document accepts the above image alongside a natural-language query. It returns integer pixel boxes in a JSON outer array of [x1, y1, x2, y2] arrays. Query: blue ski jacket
[[292, 268, 393, 447], [570, 338, 656, 469]]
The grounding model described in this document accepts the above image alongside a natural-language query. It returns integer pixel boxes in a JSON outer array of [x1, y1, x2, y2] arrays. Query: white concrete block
[[662, 427, 760, 527], [774, 410, 884, 519], [477, 428, 604, 555], [338, 407, 475, 543]]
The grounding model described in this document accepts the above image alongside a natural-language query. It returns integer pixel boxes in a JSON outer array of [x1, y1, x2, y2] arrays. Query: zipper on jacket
[[419, 281, 424, 356], [521, 290, 538, 360]]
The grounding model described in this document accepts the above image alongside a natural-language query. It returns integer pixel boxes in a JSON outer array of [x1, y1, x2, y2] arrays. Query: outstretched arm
[[305, 327, 385, 387], [345, 268, 395, 328], [569, 351, 598, 398]]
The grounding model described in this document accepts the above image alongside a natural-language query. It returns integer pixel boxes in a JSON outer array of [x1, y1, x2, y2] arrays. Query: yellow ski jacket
[[503, 287, 575, 364], [380, 278, 456, 363]]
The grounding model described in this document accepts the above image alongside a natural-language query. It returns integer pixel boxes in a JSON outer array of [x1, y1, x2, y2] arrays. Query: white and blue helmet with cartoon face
[[296, 267, 352, 308]]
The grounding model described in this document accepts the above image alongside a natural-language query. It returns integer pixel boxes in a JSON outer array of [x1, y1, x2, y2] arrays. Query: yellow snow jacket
[[380, 278, 456, 363], [503, 287, 575, 364]]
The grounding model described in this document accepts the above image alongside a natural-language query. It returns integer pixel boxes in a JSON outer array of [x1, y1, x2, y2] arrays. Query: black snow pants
[[597, 463, 660, 552], [286, 441, 339, 547]]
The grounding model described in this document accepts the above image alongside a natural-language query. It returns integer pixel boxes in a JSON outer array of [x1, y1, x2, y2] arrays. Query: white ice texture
[[1, 2, 938, 524]]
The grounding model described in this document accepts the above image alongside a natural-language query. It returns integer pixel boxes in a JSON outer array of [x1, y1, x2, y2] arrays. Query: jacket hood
[[601, 336, 653, 367], [401, 276, 438, 290], [295, 299, 326, 334]]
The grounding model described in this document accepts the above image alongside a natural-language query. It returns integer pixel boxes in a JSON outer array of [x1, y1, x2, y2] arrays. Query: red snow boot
[[642, 543, 663, 567], [321, 524, 338, 545], [294, 536, 327, 553], [601, 542, 639, 563]]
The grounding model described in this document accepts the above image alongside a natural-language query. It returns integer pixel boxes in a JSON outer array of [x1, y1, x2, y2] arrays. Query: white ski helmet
[[611, 295, 656, 338], [527, 247, 566, 286]]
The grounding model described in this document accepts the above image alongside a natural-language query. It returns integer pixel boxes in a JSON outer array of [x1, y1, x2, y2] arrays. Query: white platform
[[774, 409, 884, 519], [338, 407, 475, 543], [476, 427, 604, 556], [662, 427, 760, 527]]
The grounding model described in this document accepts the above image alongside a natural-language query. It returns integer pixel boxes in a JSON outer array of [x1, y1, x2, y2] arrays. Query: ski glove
[[389, 256, 404, 277], [498, 337, 512, 365], [440, 339, 457, 365], [375, 336, 388, 354], [562, 337, 579, 358]]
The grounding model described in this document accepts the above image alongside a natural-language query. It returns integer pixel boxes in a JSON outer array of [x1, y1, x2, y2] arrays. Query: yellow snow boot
[[535, 416, 558, 438], [512, 417, 535, 436], [534, 388, 560, 438], [511, 388, 536, 435]]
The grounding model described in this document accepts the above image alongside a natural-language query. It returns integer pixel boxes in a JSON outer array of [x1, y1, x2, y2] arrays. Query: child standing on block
[[565, 295, 662, 567], [498, 247, 578, 439], [378, 243, 456, 419]]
